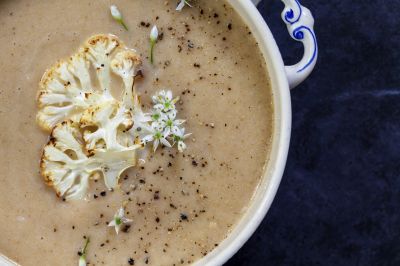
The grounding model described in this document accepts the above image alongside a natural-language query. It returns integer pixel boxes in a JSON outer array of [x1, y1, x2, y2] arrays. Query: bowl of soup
[[0, 0, 317, 265]]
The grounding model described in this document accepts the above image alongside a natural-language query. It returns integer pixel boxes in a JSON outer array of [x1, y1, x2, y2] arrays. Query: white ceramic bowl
[[195, 0, 318, 265], [0, 1, 317, 265]]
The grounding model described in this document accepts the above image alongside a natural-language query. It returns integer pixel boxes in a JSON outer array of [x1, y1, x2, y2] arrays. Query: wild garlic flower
[[110, 5, 128, 30], [78, 237, 90, 266], [176, 0, 193, 11], [152, 90, 179, 113], [162, 116, 185, 136], [108, 206, 132, 234], [149, 25, 159, 64], [151, 109, 162, 121], [141, 90, 190, 153], [142, 128, 172, 152], [173, 128, 191, 153]]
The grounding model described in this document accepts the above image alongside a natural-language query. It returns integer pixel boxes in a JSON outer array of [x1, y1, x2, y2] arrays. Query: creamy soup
[[0, 0, 273, 265]]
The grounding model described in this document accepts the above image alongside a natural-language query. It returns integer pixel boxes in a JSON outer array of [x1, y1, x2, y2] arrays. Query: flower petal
[[153, 139, 160, 152], [160, 137, 172, 148], [163, 127, 171, 137], [121, 217, 133, 223], [176, 0, 186, 11], [166, 90, 173, 101], [178, 141, 187, 152], [142, 134, 154, 143], [174, 119, 185, 125]]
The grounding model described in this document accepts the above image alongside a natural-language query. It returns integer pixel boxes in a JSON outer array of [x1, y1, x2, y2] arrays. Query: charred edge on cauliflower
[[36, 34, 134, 132], [37, 34, 147, 200]]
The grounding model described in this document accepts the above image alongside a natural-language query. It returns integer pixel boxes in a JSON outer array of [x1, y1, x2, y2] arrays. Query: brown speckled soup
[[0, 0, 273, 265]]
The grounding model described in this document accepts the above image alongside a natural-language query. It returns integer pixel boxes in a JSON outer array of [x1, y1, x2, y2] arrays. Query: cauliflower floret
[[80, 101, 144, 188], [111, 50, 142, 109], [37, 34, 125, 132], [83, 34, 125, 97], [67, 52, 93, 91], [80, 101, 135, 152], [110, 49, 151, 144], [36, 54, 112, 131], [40, 120, 95, 200], [40, 120, 139, 200], [37, 60, 97, 131]]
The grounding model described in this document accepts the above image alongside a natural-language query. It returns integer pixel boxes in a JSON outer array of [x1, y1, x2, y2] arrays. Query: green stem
[[118, 19, 128, 31], [185, 0, 192, 7], [82, 237, 90, 255], [150, 41, 155, 64]]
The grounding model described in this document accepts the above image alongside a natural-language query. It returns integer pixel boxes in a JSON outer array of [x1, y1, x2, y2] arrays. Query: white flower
[[79, 257, 86, 266], [149, 25, 159, 64], [142, 129, 171, 152], [176, 0, 192, 11], [108, 206, 132, 234], [177, 140, 187, 152], [110, 5, 122, 19], [173, 128, 191, 153], [150, 25, 159, 42], [150, 108, 162, 122], [152, 90, 179, 113], [140, 90, 190, 153], [152, 90, 171, 104], [110, 5, 128, 30], [162, 116, 185, 136], [164, 109, 178, 120]]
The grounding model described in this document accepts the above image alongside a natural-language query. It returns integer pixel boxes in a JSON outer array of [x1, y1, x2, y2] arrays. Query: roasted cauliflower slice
[[36, 34, 127, 132], [41, 120, 139, 200], [37, 34, 152, 200]]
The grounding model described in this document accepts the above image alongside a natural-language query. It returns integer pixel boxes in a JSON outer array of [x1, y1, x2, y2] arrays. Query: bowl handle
[[251, 0, 318, 89]]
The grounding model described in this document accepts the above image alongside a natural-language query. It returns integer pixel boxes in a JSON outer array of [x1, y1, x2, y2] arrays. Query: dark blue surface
[[227, 1, 400, 265]]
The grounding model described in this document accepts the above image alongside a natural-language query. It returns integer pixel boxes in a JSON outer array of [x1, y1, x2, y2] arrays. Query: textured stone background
[[227, 0, 400, 265]]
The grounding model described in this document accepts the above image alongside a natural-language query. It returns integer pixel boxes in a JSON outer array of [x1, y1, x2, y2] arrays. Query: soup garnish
[[37, 34, 189, 201]]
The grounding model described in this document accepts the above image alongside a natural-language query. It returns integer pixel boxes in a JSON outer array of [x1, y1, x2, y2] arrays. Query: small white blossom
[[110, 5, 128, 30], [79, 257, 86, 266], [152, 90, 179, 113], [173, 128, 191, 153], [141, 90, 190, 153], [177, 140, 187, 152], [152, 120, 167, 132], [176, 0, 192, 11], [110, 5, 121, 19], [108, 206, 132, 234], [150, 25, 159, 42], [152, 90, 172, 104], [150, 108, 163, 122], [149, 25, 159, 64], [142, 129, 171, 152], [162, 116, 185, 136]]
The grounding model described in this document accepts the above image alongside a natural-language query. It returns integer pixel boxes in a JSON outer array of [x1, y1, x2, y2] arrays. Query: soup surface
[[0, 0, 273, 265]]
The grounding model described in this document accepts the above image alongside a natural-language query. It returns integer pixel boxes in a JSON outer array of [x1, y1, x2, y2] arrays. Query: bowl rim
[[194, 0, 292, 265]]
